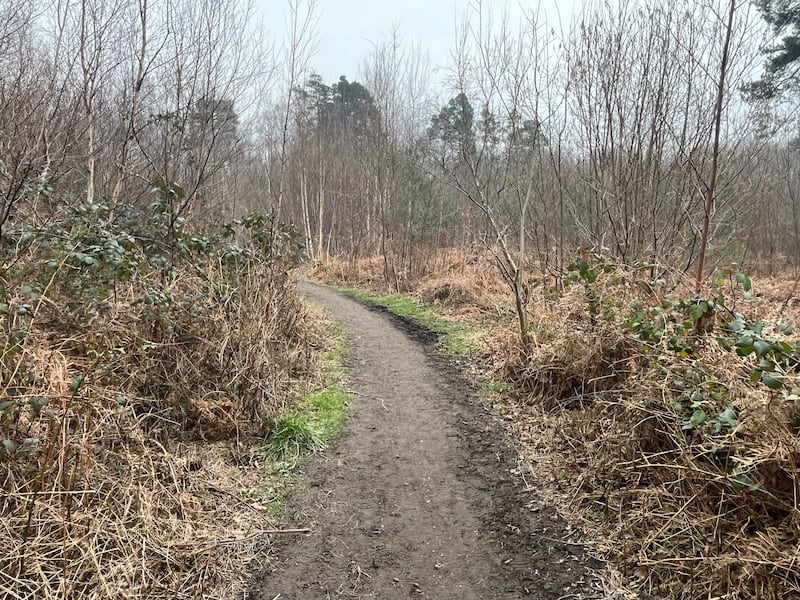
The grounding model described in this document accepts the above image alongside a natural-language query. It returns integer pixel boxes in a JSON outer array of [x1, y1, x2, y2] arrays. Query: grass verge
[[331, 284, 472, 358], [259, 316, 350, 515]]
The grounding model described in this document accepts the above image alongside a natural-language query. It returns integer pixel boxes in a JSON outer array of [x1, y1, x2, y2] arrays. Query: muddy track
[[248, 282, 600, 599]]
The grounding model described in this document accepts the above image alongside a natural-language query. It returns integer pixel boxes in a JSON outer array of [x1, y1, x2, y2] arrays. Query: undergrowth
[[309, 250, 800, 600], [0, 185, 320, 599], [500, 257, 800, 599]]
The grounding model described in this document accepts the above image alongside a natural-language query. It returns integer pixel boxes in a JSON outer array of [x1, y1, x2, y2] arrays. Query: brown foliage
[[0, 263, 322, 598], [502, 264, 800, 599], [313, 249, 800, 599]]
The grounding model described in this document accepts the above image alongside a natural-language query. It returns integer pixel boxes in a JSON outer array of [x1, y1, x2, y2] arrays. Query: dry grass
[[312, 249, 800, 600], [306, 245, 514, 320], [1, 260, 324, 599], [499, 264, 800, 599]]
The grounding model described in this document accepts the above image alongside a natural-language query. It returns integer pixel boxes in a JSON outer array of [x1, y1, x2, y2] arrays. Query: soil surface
[[249, 282, 600, 599]]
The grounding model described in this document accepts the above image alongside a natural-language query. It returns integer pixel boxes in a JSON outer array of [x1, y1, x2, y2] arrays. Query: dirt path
[[249, 282, 600, 599]]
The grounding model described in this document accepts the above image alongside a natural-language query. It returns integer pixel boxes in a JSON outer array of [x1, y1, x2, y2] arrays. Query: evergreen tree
[[752, 0, 800, 98], [428, 93, 476, 165]]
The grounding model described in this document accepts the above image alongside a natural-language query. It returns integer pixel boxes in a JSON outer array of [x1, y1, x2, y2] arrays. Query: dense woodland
[[3, 0, 800, 598]]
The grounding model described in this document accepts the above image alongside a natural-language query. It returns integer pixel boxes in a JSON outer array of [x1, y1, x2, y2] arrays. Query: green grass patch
[[264, 376, 349, 467], [304, 388, 348, 436], [257, 315, 350, 514], [332, 285, 472, 358], [266, 387, 349, 461], [266, 413, 326, 462]]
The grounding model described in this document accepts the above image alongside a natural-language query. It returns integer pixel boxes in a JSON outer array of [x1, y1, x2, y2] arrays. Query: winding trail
[[249, 282, 599, 599]]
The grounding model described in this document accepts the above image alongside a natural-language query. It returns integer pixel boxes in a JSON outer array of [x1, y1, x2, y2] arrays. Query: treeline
[[276, 0, 800, 288], [0, 0, 278, 240], [2, 0, 798, 284]]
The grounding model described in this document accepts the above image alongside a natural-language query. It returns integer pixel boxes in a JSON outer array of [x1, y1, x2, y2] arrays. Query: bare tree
[[361, 26, 433, 288], [0, 0, 78, 238], [696, 0, 738, 290], [270, 0, 318, 241], [425, 2, 555, 349]]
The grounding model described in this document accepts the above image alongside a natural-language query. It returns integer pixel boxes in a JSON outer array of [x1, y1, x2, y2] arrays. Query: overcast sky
[[262, 0, 579, 85]]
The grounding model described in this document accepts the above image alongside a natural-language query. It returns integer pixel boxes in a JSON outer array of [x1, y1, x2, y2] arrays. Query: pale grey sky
[[313, 0, 462, 81], [261, 0, 579, 85]]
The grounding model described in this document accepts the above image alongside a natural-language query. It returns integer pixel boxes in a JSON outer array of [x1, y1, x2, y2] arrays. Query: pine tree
[[752, 0, 800, 98]]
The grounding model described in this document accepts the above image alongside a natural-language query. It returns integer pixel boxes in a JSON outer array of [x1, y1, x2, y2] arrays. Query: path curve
[[249, 282, 599, 599]]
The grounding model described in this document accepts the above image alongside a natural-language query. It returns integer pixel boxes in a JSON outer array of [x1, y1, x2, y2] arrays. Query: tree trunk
[[695, 0, 735, 292]]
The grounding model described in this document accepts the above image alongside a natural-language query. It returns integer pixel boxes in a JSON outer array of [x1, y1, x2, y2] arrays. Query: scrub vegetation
[[309, 251, 800, 599], [4, 0, 800, 598]]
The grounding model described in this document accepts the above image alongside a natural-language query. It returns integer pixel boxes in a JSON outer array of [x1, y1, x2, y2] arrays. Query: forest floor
[[248, 281, 601, 600]]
